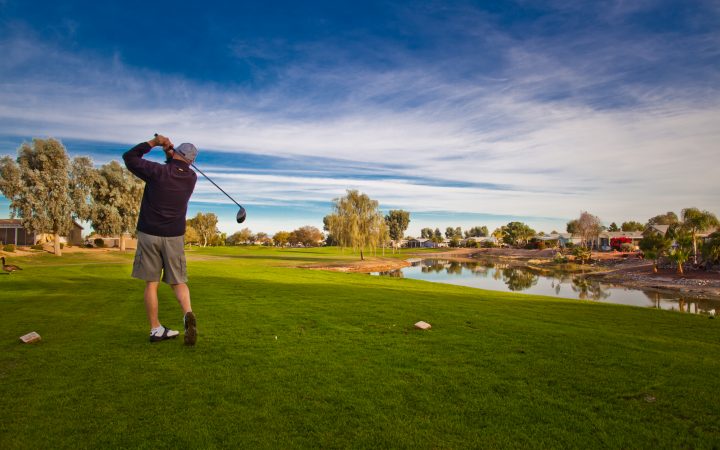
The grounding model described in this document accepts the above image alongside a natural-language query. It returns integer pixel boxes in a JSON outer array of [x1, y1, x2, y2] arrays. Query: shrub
[[60, 243, 65, 249], [536, 240, 546, 250], [94, 238, 105, 248], [31, 244, 44, 250], [2, 244, 16, 252], [572, 246, 592, 264], [481, 240, 495, 248], [620, 243, 634, 252], [553, 252, 568, 264]]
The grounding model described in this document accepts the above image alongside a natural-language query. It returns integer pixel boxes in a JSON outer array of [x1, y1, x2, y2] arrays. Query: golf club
[[155, 134, 246, 223]]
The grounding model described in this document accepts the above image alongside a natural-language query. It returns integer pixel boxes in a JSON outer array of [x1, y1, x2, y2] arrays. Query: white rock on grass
[[414, 321, 432, 330], [19, 331, 41, 344]]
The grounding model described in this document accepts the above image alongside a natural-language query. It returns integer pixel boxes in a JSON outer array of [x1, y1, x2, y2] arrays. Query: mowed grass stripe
[[1, 247, 718, 448]]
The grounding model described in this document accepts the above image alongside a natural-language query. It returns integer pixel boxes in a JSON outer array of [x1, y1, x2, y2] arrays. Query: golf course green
[[1, 246, 719, 448]]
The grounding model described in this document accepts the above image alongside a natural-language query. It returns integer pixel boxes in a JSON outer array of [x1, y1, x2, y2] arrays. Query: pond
[[373, 259, 720, 315]]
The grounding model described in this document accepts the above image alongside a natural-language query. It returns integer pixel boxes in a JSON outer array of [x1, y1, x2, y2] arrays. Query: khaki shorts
[[132, 231, 188, 284]]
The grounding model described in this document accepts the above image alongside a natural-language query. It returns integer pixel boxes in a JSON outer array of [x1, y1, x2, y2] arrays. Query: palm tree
[[681, 208, 719, 265], [669, 231, 693, 275]]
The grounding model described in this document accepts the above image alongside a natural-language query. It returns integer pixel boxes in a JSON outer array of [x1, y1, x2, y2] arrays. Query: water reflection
[[502, 268, 538, 291], [376, 259, 720, 315]]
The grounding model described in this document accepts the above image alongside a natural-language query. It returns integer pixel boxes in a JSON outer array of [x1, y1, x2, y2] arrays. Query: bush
[[620, 243, 634, 252], [2, 244, 16, 252], [553, 252, 568, 263], [481, 240, 495, 248], [94, 238, 105, 248], [60, 243, 65, 249], [536, 241, 546, 250], [31, 244, 44, 250]]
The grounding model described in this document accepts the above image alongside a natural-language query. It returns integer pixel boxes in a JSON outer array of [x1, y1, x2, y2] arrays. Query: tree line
[[0, 138, 143, 255], [184, 212, 325, 248]]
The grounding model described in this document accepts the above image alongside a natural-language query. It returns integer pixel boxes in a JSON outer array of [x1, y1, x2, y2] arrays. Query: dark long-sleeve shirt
[[123, 142, 197, 237]]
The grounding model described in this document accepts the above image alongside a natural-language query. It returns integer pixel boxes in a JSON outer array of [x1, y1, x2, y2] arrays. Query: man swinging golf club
[[123, 134, 198, 345]]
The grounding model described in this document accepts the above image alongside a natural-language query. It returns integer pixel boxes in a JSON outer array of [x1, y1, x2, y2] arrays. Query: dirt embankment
[[299, 258, 412, 273]]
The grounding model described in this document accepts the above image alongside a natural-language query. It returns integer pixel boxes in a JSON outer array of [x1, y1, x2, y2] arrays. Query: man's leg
[[173, 283, 197, 346], [144, 281, 161, 329], [171, 283, 192, 314]]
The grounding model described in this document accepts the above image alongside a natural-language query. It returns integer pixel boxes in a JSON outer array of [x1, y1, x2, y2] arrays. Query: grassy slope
[[1, 246, 719, 448]]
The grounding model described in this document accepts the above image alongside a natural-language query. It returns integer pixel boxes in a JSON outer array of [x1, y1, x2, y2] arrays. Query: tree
[[273, 231, 291, 247], [254, 232, 271, 246], [566, 219, 579, 235], [492, 227, 504, 242], [701, 231, 720, 266], [209, 232, 227, 246], [78, 160, 144, 251], [187, 212, 219, 247], [647, 212, 679, 226], [0, 139, 77, 256], [384, 210, 410, 241], [323, 215, 339, 246], [464, 226, 488, 238], [639, 230, 671, 273], [681, 207, 719, 265], [433, 228, 443, 243], [227, 228, 253, 245], [570, 212, 602, 249], [184, 225, 200, 245], [420, 228, 434, 239], [668, 230, 693, 275], [502, 222, 536, 247], [324, 190, 385, 260], [608, 222, 619, 232], [290, 226, 324, 247], [621, 221, 645, 232]]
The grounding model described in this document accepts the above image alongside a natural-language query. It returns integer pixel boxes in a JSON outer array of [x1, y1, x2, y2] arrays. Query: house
[[532, 234, 562, 248], [407, 238, 437, 248], [35, 222, 85, 246], [595, 231, 644, 250], [556, 233, 582, 248], [86, 233, 137, 249], [648, 224, 670, 236], [0, 219, 36, 246]]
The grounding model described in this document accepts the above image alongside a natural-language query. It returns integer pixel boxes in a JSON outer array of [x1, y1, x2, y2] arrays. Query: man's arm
[[122, 135, 174, 182]]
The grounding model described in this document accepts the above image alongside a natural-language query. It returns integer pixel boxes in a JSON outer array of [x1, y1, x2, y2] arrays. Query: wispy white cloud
[[1, 7, 719, 235]]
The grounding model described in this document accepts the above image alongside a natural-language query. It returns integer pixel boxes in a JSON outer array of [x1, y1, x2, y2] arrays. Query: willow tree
[[325, 190, 385, 260], [0, 139, 76, 256]]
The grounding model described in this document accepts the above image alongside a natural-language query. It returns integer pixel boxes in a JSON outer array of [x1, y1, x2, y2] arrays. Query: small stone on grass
[[414, 321, 432, 330], [19, 331, 41, 344]]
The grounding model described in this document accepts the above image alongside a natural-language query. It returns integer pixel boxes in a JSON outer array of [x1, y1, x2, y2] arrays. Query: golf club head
[[236, 206, 247, 223]]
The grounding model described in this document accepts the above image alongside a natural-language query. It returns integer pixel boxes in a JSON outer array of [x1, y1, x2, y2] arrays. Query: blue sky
[[1, 0, 718, 235]]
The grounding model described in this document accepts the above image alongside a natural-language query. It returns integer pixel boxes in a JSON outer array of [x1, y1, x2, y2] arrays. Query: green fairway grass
[[1, 246, 719, 448]]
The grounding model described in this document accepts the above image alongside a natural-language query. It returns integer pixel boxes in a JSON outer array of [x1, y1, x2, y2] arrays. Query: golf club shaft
[[191, 163, 243, 209], [154, 133, 243, 208]]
